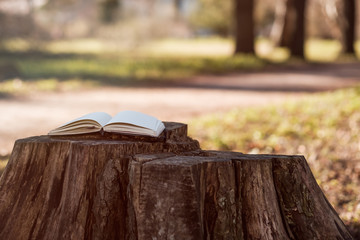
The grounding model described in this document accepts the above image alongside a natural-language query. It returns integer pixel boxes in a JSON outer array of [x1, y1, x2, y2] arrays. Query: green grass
[[0, 78, 97, 96], [189, 86, 360, 235], [0, 37, 359, 97], [16, 55, 263, 80], [0, 52, 263, 95], [0, 38, 265, 89]]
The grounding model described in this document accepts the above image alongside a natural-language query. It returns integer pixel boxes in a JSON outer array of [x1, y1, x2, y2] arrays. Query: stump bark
[[0, 122, 353, 240]]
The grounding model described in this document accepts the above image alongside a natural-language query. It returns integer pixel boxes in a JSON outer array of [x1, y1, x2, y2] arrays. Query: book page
[[48, 125, 100, 135], [105, 111, 159, 130], [58, 112, 112, 128]]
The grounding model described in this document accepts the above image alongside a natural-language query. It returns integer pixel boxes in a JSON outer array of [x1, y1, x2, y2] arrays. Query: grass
[[257, 38, 346, 62], [16, 54, 263, 80], [0, 43, 263, 96], [189, 86, 360, 237], [0, 78, 97, 96], [0, 37, 262, 86], [0, 37, 359, 97]]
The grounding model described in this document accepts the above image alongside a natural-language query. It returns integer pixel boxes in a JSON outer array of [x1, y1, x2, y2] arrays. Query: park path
[[1, 62, 360, 156]]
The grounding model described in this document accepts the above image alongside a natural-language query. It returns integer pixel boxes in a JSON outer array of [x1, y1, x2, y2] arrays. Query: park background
[[0, 0, 359, 238]]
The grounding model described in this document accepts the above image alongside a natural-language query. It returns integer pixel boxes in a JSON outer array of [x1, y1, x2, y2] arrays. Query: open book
[[48, 111, 165, 137]]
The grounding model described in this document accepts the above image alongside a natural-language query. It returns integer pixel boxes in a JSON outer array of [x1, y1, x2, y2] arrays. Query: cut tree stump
[[0, 122, 354, 240]]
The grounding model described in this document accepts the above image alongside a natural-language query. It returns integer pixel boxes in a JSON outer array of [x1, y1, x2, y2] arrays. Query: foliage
[[189, 86, 360, 237]]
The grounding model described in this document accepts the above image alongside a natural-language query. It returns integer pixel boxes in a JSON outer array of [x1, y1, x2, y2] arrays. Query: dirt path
[[1, 62, 360, 155]]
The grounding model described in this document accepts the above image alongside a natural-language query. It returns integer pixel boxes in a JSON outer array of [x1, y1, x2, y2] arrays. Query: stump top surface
[[13, 121, 200, 154], [18, 122, 189, 144]]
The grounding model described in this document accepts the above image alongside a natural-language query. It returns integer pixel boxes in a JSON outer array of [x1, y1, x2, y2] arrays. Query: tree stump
[[0, 122, 354, 240]]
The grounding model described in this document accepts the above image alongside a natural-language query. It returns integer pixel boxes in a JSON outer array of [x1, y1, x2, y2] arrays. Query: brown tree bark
[[343, 0, 356, 54], [234, 0, 255, 54], [0, 123, 354, 239]]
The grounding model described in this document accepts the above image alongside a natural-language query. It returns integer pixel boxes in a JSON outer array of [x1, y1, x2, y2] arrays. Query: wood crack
[[271, 157, 295, 240]]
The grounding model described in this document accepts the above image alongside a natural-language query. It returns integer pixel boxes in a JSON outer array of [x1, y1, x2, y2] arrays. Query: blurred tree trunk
[[270, 0, 287, 46], [279, 0, 307, 58], [174, 0, 182, 20], [279, 0, 295, 48], [290, 0, 306, 58], [234, 0, 255, 54], [101, 0, 120, 23], [343, 0, 356, 54]]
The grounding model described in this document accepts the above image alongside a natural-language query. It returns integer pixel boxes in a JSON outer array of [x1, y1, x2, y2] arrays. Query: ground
[[1, 62, 359, 156]]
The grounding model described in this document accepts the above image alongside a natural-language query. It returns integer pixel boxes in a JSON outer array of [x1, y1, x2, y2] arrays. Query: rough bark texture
[[234, 0, 255, 54], [0, 123, 354, 239]]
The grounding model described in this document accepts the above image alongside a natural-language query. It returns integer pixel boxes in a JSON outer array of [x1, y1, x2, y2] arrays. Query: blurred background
[[0, 0, 359, 237]]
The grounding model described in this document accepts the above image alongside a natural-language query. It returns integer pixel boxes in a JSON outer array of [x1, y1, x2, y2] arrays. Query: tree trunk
[[279, 0, 307, 58], [0, 123, 354, 239], [101, 0, 120, 23], [234, 0, 255, 54], [173, 0, 182, 20], [343, 0, 356, 54], [279, 0, 296, 48], [270, 0, 288, 46], [290, 0, 307, 58]]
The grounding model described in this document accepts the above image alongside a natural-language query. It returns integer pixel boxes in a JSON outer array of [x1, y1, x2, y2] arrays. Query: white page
[[105, 111, 159, 130], [58, 112, 112, 128]]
